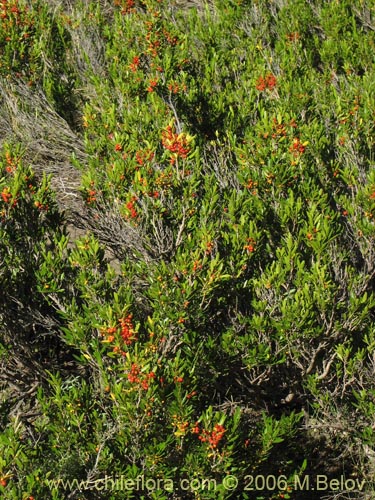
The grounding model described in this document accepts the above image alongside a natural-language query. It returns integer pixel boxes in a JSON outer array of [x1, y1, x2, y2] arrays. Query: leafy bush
[[1, 0, 375, 499]]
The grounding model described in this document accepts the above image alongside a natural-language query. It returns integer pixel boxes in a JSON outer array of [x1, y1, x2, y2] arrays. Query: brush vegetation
[[1, 0, 375, 499]]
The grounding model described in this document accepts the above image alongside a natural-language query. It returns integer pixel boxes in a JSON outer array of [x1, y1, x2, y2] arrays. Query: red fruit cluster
[[147, 78, 158, 92], [168, 81, 186, 94], [135, 149, 154, 166], [289, 137, 306, 155], [244, 237, 256, 253], [101, 313, 138, 357], [1, 186, 18, 208], [143, 17, 178, 59], [127, 363, 155, 390], [4, 151, 18, 173], [0, 0, 34, 38], [256, 73, 277, 91], [119, 313, 137, 345], [126, 199, 138, 219], [192, 423, 226, 449], [129, 55, 140, 72], [286, 32, 300, 42], [1, 0, 23, 21], [86, 189, 97, 204], [162, 27, 178, 46], [115, 0, 135, 15], [161, 125, 191, 160], [34, 200, 49, 211], [1, 187, 11, 203]]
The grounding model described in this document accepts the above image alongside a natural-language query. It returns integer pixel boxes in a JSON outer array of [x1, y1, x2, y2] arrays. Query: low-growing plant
[[1, 0, 375, 499]]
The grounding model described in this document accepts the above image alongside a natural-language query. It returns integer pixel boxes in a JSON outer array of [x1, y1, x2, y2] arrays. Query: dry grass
[[0, 78, 86, 212]]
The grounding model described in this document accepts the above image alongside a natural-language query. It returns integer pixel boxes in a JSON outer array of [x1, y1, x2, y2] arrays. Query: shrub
[[1, 1, 375, 499]]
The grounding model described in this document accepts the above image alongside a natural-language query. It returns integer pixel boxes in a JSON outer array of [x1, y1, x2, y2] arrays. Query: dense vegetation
[[1, 0, 375, 498]]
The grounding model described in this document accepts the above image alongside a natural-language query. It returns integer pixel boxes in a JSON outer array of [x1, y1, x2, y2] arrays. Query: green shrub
[[1, 1, 375, 499]]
